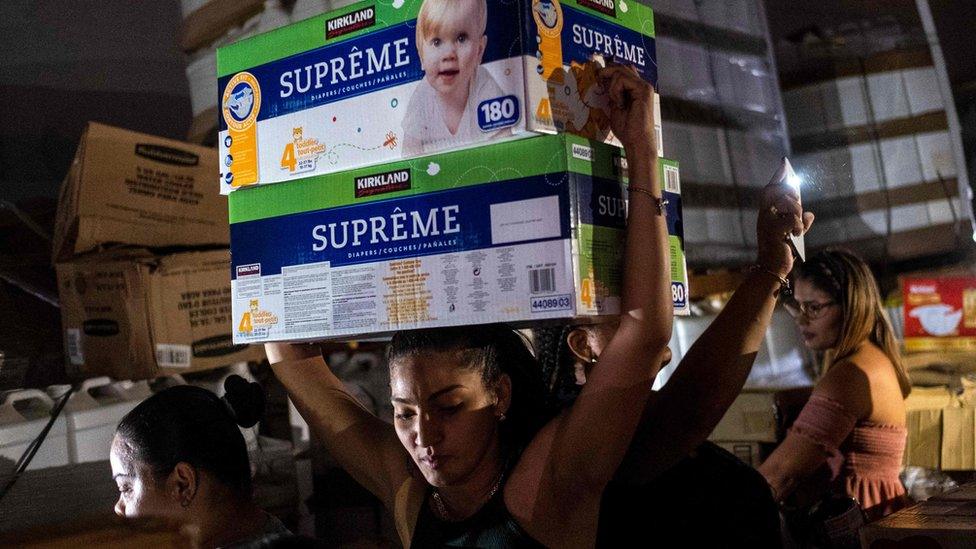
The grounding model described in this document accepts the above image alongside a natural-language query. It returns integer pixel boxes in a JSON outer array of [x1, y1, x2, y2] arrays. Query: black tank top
[[410, 485, 546, 548]]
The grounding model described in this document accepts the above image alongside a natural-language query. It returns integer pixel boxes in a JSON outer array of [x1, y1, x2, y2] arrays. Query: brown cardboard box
[[906, 408, 944, 469], [57, 249, 262, 380], [52, 122, 229, 262], [709, 391, 779, 443], [860, 500, 976, 549], [941, 406, 975, 471], [903, 387, 953, 469], [714, 441, 765, 468]]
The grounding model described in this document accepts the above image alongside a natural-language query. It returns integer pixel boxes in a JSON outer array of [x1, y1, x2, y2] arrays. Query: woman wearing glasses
[[759, 249, 911, 520]]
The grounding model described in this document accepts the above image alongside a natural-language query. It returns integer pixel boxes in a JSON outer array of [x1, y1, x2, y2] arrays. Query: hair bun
[[222, 375, 265, 428]]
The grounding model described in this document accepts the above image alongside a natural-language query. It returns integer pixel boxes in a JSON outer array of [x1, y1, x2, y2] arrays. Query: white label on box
[[489, 196, 561, 245], [66, 328, 84, 366], [231, 239, 577, 342], [664, 164, 681, 193], [571, 143, 594, 162], [156, 344, 192, 368], [331, 265, 379, 330], [654, 92, 664, 158], [235, 268, 264, 299], [282, 262, 334, 334]]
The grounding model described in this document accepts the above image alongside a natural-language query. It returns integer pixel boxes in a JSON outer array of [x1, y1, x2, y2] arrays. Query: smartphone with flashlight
[[773, 157, 805, 263]]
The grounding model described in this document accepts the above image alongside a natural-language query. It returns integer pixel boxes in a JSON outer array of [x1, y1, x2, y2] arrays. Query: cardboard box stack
[[901, 382, 976, 471], [651, 1, 791, 268], [53, 122, 263, 380], [219, 0, 688, 343]]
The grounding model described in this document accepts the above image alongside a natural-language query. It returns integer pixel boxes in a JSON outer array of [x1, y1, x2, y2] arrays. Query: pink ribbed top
[[789, 394, 908, 516]]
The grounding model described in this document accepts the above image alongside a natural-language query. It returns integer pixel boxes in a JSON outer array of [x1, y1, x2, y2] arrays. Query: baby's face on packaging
[[419, 0, 487, 98]]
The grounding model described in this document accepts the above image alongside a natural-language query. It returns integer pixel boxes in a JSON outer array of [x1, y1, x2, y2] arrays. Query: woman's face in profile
[[389, 350, 504, 488], [110, 434, 179, 519], [792, 278, 843, 351]]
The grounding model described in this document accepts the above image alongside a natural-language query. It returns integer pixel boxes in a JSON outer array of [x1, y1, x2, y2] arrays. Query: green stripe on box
[[228, 134, 630, 223], [218, 0, 424, 77], [563, 0, 655, 36], [216, 0, 653, 77]]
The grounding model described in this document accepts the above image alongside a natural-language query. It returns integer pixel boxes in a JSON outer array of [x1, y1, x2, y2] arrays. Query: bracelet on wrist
[[750, 264, 791, 294], [627, 186, 668, 216]]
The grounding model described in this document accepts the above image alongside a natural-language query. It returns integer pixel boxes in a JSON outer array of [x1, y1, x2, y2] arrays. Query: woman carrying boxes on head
[[267, 63, 815, 547]]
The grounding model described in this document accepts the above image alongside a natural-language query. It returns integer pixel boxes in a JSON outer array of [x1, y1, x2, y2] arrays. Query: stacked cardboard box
[[219, 0, 688, 342], [52, 122, 263, 380], [651, 0, 790, 268], [901, 383, 976, 471]]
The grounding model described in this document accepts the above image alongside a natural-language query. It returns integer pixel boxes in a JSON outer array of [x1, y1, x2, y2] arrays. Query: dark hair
[[115, 375, 265, 499], [533, 325, 583, 410], [798, 249, 911, 397], [387, 325, 550, 453]]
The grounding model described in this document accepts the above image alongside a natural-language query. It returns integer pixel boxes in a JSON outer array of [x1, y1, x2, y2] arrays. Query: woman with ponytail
[[760, 249, 911, 519], [109, 375, 292, 547]]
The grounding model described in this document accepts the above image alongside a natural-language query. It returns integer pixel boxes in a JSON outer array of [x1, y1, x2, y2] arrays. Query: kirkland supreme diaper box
[[216, 0, 660, 194], [903, 276, 976, 352], [228, 134, 687, 343], [52, 122, 231, 262], [56, 249, 264, 380]]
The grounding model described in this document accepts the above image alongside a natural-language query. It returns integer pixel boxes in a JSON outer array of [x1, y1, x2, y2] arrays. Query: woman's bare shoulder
[[819, 344, 903, 421]]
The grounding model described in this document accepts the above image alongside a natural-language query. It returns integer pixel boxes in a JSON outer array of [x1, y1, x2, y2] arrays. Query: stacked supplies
[[218, 0, 688, 342], [52, 123, 263, 379]]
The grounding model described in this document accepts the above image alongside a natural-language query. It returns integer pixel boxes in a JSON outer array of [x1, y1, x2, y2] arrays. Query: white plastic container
[[62, 377, 145, 464], [0, 389, 70, 470]]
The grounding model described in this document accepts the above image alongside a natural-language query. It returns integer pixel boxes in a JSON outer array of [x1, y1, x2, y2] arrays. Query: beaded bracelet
[[628, 186, 668, 216]]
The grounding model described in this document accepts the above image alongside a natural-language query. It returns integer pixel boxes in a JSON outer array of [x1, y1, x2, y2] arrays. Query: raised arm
[[617, 175, 814, 483], [543, 66, 672, 498], [265, 343, 414, 509]]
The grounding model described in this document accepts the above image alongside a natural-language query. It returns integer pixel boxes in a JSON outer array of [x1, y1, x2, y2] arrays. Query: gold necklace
[[431, 467, 506, 522]]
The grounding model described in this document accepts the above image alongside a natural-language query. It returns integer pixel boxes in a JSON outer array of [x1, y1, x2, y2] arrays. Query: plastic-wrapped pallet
[[780, 36, 974, 263], [652, 0, 790, 268], [655, 0, 769, 38]]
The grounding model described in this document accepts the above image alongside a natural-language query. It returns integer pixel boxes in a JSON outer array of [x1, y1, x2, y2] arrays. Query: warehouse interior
[[2, 0, 976, 547]]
